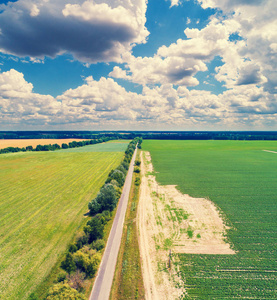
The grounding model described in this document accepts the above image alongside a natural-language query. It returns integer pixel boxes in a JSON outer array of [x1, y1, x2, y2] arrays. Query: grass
[[143, 140, 277, 299], [110, 150, 145, 300], [0, 144, 125, 300], [58, 140, 130, 153]]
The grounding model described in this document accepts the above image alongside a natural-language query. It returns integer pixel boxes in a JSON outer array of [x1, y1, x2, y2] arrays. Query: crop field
[[143, 140, 277, 299], [0, 142, 126, 299], [0, 139, 90, 150], [58, 140, 130, 153]]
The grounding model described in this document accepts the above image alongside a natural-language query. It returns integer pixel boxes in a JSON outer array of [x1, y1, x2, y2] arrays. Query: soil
[[137, 151, 235, 300]]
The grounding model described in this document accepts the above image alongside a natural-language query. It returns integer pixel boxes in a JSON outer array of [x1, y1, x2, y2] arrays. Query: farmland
[[0, 139, 91, 150], [0, 141, 127, 299], [143, 140, 277, 299]]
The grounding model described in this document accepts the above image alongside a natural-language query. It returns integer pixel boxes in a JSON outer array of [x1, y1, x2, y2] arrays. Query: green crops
[[143, 140, 277, 299]]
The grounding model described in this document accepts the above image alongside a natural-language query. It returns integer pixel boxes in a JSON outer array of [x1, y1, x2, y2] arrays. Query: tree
[[62, 143, 69, 149], [84, 216, 104, 243], [106, 170, 125, 187], [88, 198, 101, 215], [61, 253, 76, 274], [98, 184, 118, 210]]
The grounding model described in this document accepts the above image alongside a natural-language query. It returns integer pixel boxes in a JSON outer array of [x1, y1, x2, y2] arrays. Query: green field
[[0, 142, 126, 299], [143, 140, 277, 299]]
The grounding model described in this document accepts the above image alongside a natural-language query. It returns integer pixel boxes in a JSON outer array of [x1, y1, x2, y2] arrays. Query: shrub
[[84, 216, 104, 243], [68, 243, 78, 253], [91, 239, 105, 251], [134, 177, 141, 186], [135, 160, 141, 166], [67, 270, 85, 292], [61, 253, 76, 274], [75, 231, 89, 250], [56, 270, 67, 283], [134, 167, 140, 173], [46, 282, 86, 300], [27, 293, 39, 300], [72, 246, 101, 278]]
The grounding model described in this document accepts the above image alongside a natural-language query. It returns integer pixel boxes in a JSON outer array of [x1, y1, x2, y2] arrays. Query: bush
[[68, 243, 78, 253], [61, 253, 76, 274], [46, 282, 86, 300], [134, 177, 141, 186], [84, 216, 104, 243], [75, 231, 89, 250], [56, 270, 67, 283], [135, 160, 141, 166], [67, 270, 85, 292], [27, 293, 39, 300], [72, 246, 101, 278], [134, 167, 140, 173], [91, 239, 105, 251]]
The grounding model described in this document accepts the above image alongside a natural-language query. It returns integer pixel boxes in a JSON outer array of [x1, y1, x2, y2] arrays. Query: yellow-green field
[[0, 144, 126, 299]]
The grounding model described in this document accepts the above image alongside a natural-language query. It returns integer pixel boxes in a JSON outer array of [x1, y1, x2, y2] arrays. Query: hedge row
[[0, 137, 115, 155], [33, 138, 142, 300]]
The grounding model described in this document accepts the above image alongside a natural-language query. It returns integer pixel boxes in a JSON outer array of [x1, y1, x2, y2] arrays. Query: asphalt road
[[89, 146, 137, 300]]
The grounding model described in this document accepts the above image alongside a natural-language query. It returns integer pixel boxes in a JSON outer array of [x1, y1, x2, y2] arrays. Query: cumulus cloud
[[197, 0, 264, 11], [109, 18, 234, 87], [0, 69, 276, 130], [0, 0, 149, 63], [196, 0, 277, 94], [0, 69, 61, 127], [168, 0, 182, 7]]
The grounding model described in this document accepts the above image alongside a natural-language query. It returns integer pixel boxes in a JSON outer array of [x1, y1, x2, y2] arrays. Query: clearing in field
[[137, 151, 234, 300], [142, 140, 277, 299], [0, 142, 127, 300]]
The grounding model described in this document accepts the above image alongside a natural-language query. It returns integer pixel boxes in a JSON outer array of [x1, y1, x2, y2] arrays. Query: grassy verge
[[110, 150, 145, 300]]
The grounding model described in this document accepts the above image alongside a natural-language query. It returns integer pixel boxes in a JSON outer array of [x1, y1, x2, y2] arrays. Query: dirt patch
[[137, 151, 235, 300], [0, 139, 89, 150]]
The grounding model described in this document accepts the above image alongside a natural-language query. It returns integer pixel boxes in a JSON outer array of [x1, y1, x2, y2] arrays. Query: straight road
[[89, 146, 137, 300]]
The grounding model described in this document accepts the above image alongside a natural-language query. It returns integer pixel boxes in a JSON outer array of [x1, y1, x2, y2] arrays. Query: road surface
[[89, 146, 137, 300]]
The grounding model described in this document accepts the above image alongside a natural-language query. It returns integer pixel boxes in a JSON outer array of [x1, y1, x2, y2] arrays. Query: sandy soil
[[137, 151, 235, 300], [0, 139, 89, 150]]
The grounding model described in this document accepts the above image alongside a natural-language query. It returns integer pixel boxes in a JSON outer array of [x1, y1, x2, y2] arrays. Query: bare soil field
[[0, 138, 89, 149], [137, 151, 235, 300]]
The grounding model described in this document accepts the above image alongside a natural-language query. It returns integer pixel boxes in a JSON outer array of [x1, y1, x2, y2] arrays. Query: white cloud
[[0, 69, 275, 130], [169, 0, 181, 8], [0, 0, 149, 63], [30, 4, 40, 17]]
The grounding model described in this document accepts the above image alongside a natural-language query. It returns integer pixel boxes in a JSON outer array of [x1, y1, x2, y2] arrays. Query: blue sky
[[0, 0, 276, 130]]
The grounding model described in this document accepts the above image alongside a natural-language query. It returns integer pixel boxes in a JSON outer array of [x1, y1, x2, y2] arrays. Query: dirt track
[[137, 151, 235, 300]]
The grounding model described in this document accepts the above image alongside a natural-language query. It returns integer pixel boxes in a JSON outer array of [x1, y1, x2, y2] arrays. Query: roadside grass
[[110, 150, 145, 300], [0, 148, 124, 300], [143, 140, 277, 299]]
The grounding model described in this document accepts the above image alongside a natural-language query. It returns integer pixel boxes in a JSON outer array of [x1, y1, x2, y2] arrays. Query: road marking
[[263, 150, 277, 154]]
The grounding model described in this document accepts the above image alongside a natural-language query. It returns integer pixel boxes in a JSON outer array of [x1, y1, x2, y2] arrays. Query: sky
[[0, 0, 276, 131]]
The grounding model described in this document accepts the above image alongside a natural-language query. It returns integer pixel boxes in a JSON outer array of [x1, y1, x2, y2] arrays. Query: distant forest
[[0, 131, 276, 141]]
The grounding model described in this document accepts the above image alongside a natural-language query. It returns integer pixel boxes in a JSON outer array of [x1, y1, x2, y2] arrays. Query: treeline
[[30, 138, 141, 300], [0, 137, 114, 155], [1, 131, 276, 141]]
